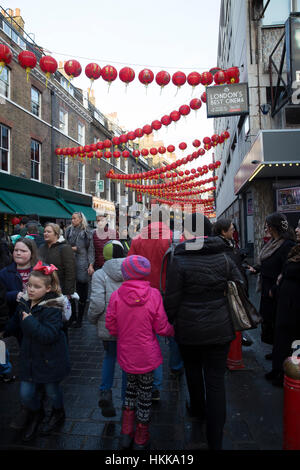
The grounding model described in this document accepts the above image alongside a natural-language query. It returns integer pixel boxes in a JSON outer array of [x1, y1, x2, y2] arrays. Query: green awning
[[67, 203, 97, 221], [0, 198, 15, 214], [0, 190, 72, 218]]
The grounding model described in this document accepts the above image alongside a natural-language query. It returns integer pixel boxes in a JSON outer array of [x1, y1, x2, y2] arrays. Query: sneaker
[[151, 389, 160, 402]]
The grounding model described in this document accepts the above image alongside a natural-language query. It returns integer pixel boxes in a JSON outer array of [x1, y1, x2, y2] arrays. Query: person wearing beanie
[[164, 212, 244, 450], [106, 255, 174, 450], [87, 239, 125, 418]]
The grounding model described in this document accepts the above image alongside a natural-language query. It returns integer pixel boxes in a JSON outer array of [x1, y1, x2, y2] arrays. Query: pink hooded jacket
[[105, 279, 174, 374]]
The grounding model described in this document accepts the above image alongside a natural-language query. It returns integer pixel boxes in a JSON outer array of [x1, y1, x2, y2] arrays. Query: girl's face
[[96, 215, 107, 229], [27, 275, 51, 302], [44, 226, 58, 245], [13, 242, 32, 267], [72, 213, 82, 227], [222, 223, 234, 240]]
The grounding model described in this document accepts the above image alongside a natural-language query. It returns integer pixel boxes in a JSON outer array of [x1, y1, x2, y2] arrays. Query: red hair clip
[[33, 260, 58, 275]]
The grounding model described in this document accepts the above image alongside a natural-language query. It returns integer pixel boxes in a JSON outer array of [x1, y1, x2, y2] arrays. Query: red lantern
[[103, 139, 112, 149], [201, 71, 213, 87], [167, 145, 175, 153], [151, 120, 162, 131], [127, 131, 136, 142], [11, 217, 21, 226], [119, 66, 135, 88], [101, 65, 118, 89], [113, 150, 121, 158], [96, 150, 103, 159], [96, 141, 104, 150], [0, 44, 12, 71], [198, 148, 205, 156], [193, 139, 201, 148], [150, 147, 158, 156], [201, 92, 207, 103], [214, 70, 226, 85], [138, 68, 154, 89], [141, 148, 149, 157], [225, 66, 240, 84], [155, 70, 171, 91], [119, 134, 128, 145], [39, 55, 58, 87], [170, 110, 181, 122], [55, 148, 62, 156], [134, 128, 144, 139], [190, 98, 202, 112], [18, 51, 37, 81], [179, 142, 187, 151], [64, 60, 82, 82], [179, 105, 190, 116], [187, 71, 201, 88], [211, 134, 220, 146], [104, 151, 112, 159], [218, 134, 225, 144], [122, 150, 130, 158], [161, 115, 171, 127], [112, 137, 119, 147], [133, 149, 140, 159], [143, 124, 152, 135], [221, 130, 230, 140], [158, 146, 166, 154], [172, 71, 186, 91], [85, 62, 102, 91]]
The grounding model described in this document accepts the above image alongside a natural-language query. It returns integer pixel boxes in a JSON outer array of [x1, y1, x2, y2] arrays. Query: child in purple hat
[[106, 255, 174, 450]]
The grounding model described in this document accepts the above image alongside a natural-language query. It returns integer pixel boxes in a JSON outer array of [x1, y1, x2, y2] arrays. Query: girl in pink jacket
[[105, 255, 174, 450]]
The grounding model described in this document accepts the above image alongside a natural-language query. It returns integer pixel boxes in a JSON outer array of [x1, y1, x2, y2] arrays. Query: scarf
[[287, 244, 300, 263], [257, 237, 285, 265], [66, 225, 83, 246]]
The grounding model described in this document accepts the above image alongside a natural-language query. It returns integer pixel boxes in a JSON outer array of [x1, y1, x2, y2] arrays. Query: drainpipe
[[50, 89, 56, 186], [254, 2, 262, 129]]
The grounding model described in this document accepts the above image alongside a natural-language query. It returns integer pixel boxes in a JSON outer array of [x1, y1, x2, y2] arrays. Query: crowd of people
[[0, 209, 299, 450]]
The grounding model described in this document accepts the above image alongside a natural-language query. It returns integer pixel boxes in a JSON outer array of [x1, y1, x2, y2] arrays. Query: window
[[31, 87, 41, 117], [262, 0, 290, 26], [59, 109, 68, 134], [95, 171, 101, 198], [0, 124, 9, 172], [31, 139, 40, 180], [59, 155, 68, 188], [3, 22, 11, 38], [0, 67, 9, 98], [78, 162, 85, 193], [78, 123, 85, 145], [60, 76, 74, 97], [292, 0, 300, 12]]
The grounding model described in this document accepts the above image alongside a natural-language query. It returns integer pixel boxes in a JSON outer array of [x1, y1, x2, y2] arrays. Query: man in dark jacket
[[164, 213, 243, 450]]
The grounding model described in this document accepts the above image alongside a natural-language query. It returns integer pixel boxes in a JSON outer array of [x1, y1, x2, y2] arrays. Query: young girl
[[8, 261, 70, 442], [105, 255, 174, 450]]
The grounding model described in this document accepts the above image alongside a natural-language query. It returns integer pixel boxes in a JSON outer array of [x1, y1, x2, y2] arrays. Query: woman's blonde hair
[[44, 223, 60, 239], [73, 212, 88, 230], [29, 270, 62, 295]]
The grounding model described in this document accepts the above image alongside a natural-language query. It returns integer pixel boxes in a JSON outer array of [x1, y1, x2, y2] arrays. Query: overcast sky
[[2, 0, 222, 163]]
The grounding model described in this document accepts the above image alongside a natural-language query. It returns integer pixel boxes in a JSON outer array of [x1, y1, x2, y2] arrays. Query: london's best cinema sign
[[206, 83, 249, 118]]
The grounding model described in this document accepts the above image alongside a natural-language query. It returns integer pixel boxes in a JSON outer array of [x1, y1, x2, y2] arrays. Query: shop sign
[[206, 83, 249, 118], [277, 186, 300, 213]]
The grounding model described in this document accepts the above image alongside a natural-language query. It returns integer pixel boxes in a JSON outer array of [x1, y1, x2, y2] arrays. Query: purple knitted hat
[[121, 255, 151, 280]]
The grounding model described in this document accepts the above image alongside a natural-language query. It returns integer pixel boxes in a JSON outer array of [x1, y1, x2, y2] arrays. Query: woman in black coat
[[266, 219, 300, 386], [248, 212, 296, 350], [164, 213, 243, 450]]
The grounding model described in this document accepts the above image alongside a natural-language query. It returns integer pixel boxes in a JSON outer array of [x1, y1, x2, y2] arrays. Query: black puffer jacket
[[164, 236, 244, 346]]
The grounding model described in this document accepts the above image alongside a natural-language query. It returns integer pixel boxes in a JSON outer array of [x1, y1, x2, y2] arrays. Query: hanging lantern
[[101, 65, 118, 90], [179, 105, 190, 117], [141, 148, 149, 157], [167, 145, 175, 154], [0, 44, 12, 72], [201, 71, 213, 87], [151, 120, 162, 132], [119, 66, 135, 90], [172, 71, 186, 93], [112, 137, 119, 147], [104, 151, 112, 159], [211, 134, 220, 146], [150, 147, 158, 156], [214, 70, 226, 85], [127, 131, 136, 142], [193, 139, 201, 148], [179, 142, 187, 151], [161, 115, 171, 127], [225, 66, 240, 84], [96, 150, 103, 159], [119, 134, 128, 145], [122, 150, 130, 158], [85, 62, 102, 92], [133, 149, 140, 160], [103, 139, 112, 149], [198, 148, 205, 156], [134, 128, 144, 139], [170, 110, 181, 123], [218, 134, 225, 144], [138, 68, 154, 91], [221, 130, 230, 140], [155, 70, 171, 92], [11, 216, 21, 226], [187, 71, 201, 90], [203, 137, 211, 150], [158, 146, 166, 154], [190, 98, 202, 117], [55, 148, 62, 156], [18, 51, 37, 81], [64, 60, 82, 83], [39, 55, 58, 87], [143, 124, 152, 135], [201, 92, 207, 103], [113, 150, 121, 159]]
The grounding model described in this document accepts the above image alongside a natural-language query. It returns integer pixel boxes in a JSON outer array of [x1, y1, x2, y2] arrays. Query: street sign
[[206, 82, 249, 118], [98, 180, 104, 192]]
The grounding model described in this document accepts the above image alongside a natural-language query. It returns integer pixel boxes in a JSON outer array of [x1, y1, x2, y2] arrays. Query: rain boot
[[132, 421, 150, 450], [22, 408, 45, 442], [40, 407, 65, 435], [120, 407, 135, 449]]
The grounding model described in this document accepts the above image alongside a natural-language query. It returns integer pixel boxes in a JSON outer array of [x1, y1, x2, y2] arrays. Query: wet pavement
[[0, 274, 284, 452]]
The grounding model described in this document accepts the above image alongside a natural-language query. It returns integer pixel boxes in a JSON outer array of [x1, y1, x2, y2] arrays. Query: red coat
[[128, 222, 172, 291]]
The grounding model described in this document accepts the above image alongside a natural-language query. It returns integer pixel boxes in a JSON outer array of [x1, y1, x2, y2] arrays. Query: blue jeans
[[20, 381, 64, 411], [101, 341, 127, 399], [168, 337, 184, 371], [0, 349, 12, 375]]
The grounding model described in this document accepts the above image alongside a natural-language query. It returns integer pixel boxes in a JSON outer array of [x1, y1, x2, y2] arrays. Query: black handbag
[[224, 254, 262, 331]]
